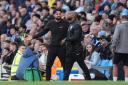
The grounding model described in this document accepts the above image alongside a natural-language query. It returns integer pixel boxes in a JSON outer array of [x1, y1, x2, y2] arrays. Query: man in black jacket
[[64, 11, 91, 80], [28, 10, 69, 81]]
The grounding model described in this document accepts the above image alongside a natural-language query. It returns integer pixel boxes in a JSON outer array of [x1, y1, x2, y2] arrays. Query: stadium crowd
[[0, 0, 128, 82]]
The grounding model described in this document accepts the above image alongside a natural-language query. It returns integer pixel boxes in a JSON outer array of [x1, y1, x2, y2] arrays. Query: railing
[[0, 60, 11, 80], [0, 60, 2, 79]]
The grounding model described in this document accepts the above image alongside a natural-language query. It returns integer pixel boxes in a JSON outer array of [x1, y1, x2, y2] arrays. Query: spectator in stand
[[0, 13, 9, 35], [56, 0, 70, 12], [16, 38, 43, 80], [27, 0, 38, 14], [1, 42, 17, 76], [19, 5, 30, 28], [9, 26, 21, 43], [85, 44, 101, 67], [29, 14, 43, 36], [11, 44, 26, 79], [116, 2, 126, 15], [41, 7, 54, 26], [38, 43, 48, 76], [80, 18, 90, 35]]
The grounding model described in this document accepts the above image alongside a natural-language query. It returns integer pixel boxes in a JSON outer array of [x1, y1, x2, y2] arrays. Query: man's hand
[[112, 48, 116, 54], [39, 63, 46, 72], [61, 38, 66, 45], [24, 35, 33, 45], [1, 49, 10, 58], [27, 35, 33, 41]]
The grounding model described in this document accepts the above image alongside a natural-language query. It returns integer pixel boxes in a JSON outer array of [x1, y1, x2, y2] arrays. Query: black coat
[[66, 21, 82, 44], [66, 21, 83, 56]]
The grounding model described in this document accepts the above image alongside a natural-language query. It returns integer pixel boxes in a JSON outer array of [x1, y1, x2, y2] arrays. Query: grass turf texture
[[0, 81, 127, 85]]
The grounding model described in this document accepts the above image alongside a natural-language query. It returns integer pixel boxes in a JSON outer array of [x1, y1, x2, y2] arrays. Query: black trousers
[[89, 68, 108, 80], [64, 45, 91, 80], [11, 75, 20, 80], [46, 45, 65, 81]]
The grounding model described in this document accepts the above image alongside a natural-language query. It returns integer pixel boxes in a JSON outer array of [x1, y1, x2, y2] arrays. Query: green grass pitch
[[0, 81, 128, 85]]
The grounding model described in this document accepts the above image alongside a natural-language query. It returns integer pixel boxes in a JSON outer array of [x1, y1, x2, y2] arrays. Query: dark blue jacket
[[0, 22, 8, 35], [16, 0, 26, 9], [21, 13, 30, 27]]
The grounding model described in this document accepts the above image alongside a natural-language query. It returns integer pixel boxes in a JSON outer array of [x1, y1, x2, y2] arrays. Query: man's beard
[[67, 17, 74, 23], [55, 17, 62, 21]]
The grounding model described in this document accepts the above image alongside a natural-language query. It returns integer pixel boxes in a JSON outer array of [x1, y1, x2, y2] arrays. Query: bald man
[[64, 11, 91, 80]]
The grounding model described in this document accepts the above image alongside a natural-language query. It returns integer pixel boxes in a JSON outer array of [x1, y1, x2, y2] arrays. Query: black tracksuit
[[64, 21, 91, 80], [34, 20, 69, 81]]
